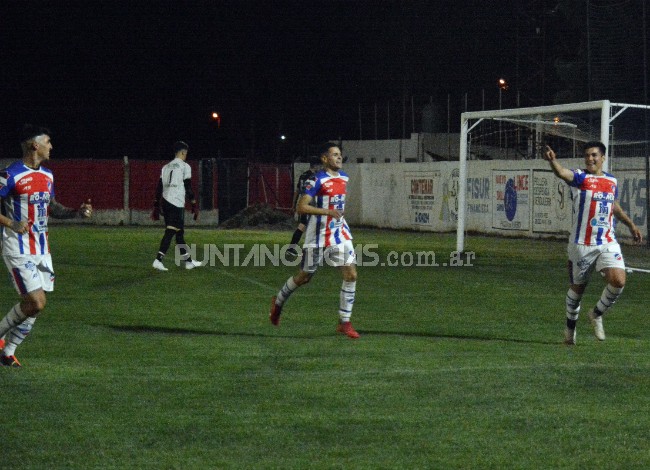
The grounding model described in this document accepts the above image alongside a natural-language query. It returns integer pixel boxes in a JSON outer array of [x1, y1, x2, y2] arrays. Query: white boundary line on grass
[[626, 266, 650, 274], [427, 363, 650, 374], [219, 269, 277, 291]]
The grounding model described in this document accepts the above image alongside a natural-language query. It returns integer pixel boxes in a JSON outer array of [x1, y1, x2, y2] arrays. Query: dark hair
[[173, 141, 189, 153], [583, 141, 606, 155], [20, 124, 51, 143], [318, 141, 339, 157], [308, 156, 321, 168]]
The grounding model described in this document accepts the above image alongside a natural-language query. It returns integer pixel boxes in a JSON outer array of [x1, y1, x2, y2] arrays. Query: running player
[[270, 142, 359, 338], [544, 142, 642, 345], [0, 124, 93, 367], [151, 141, 201, 271]]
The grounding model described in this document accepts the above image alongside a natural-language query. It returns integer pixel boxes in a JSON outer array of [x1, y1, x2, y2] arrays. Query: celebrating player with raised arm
[[270, 142, 360, 338], [0, 125, 93, 367], [543, 142, 642, 345]]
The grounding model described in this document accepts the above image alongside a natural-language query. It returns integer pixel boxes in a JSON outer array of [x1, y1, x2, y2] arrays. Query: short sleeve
[[303, 175, 319, 198], [568, 169, 584, 187], [0, 170, 13, 197]]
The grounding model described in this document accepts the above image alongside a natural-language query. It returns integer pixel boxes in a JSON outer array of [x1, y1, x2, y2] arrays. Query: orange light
[[211, 112, 221, 128], [498, 78, 508, 90]]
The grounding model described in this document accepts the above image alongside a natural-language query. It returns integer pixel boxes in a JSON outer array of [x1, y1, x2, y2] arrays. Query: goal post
[[456, 100, 650, 253]]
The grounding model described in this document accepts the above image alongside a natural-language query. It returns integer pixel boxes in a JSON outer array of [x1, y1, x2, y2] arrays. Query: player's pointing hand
[[543, 145, 556, 162]]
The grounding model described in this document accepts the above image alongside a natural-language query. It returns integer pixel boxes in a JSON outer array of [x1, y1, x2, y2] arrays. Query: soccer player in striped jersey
[[0, 125, 93, 367], [270, 142, 359, 338], [544, 142, 642, 345]]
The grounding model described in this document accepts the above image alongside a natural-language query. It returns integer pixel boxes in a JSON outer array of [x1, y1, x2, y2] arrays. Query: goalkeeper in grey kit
[[151, 141, 202, 271]]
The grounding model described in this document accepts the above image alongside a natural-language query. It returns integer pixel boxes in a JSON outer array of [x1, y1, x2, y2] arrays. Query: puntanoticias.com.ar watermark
[[174, 244, 476, 268]]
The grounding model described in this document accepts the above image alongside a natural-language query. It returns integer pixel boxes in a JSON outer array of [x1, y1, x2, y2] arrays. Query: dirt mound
[[219, 204, 294, 230]]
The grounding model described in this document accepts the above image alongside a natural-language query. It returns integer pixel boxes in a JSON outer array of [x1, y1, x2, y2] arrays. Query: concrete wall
[[296, 158, 648, 241], [49, 209, 219, 226]]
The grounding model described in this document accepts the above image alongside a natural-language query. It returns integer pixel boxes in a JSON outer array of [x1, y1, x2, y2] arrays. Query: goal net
[[457, 100, 650, 263]]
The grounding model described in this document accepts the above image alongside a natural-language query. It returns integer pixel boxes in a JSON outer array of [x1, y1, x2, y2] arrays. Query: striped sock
[[565, 288, 582, 329], [339, 281, 356, 323], [276, 276, 299, 306], [3, 316, 36, 356], [0, 304, 27, 339], [594, 284, 624, 317]]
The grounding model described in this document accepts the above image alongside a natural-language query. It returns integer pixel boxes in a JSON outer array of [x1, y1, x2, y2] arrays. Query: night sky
[[1, 1, 522, 161]]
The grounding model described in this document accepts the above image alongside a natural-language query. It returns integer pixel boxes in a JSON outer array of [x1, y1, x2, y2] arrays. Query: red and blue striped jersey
[[303, 169, 353, 248], [568, 169, 618, 246], [0, 161, 55, 256]]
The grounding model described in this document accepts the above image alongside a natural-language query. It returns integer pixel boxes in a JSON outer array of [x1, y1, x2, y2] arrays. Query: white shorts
[[567, 242, 625, 285], [3, 254, 55, 295], [301, 239, 356, 274]]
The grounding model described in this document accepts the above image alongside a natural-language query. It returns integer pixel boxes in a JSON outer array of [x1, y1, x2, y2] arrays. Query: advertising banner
[[404, 170, 441, 229], [531, 169, 571, 233], [492, 170, 531, 230]]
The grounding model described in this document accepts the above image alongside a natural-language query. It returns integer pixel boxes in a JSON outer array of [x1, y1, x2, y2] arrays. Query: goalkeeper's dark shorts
[[162, 198, 185, 230]]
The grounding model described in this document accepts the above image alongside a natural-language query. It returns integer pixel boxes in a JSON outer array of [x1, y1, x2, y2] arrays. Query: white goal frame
[[457, 100, 650, 252]]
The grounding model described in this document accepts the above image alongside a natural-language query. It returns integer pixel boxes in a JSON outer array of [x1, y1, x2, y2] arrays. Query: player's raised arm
[[543, 145, 574, 184]]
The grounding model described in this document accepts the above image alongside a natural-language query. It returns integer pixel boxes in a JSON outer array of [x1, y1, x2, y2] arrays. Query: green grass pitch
[[2, 226, 650, 468]]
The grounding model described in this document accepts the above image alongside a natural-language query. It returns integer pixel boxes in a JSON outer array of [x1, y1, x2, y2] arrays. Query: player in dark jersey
[[287, 157, 321, 256]]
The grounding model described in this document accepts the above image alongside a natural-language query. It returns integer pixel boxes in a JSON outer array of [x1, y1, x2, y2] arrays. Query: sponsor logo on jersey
[[592, 191, 615, 202], [29, 192, 51, 204], [17, 176, 33, 186], [590, 216, 609, 228]]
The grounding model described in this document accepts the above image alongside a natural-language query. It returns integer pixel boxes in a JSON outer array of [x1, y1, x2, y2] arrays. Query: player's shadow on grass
[[363, 330, 559, 345], [103, 324, 558, 345], [101, 324, 333, 339]]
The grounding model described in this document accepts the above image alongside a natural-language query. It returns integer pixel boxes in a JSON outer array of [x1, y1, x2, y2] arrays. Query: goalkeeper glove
[[191, 202, 199, 221]]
